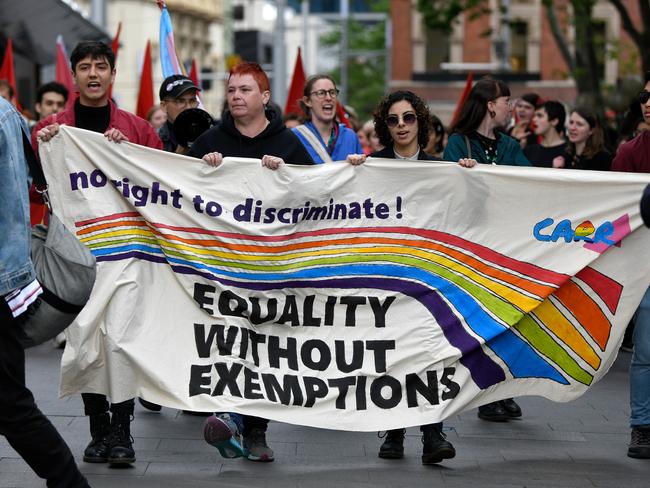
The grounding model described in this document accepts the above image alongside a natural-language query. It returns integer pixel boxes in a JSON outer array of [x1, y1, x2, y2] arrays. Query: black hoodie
[[189, 107, 314, 165]]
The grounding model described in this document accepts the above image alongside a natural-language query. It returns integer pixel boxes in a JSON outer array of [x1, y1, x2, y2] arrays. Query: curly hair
[[373, 91, 431, 149]]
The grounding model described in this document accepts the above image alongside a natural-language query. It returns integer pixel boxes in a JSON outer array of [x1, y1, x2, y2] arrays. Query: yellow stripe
[[533, 300, 601, 370]]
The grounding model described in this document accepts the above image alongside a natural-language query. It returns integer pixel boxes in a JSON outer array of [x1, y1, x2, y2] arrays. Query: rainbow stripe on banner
[[76, 212, 622, 391]]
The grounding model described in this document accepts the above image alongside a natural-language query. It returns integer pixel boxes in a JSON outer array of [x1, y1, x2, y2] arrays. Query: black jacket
[[189, 108, 313, 165], [370, 146, 437, 161]]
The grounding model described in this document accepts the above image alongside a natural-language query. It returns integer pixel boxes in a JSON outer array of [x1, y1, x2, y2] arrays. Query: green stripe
[[514, 316, 593, 385]]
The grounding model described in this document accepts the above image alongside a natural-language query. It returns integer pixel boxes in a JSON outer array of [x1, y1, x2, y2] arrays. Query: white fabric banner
[[41, 126, 650, 431]]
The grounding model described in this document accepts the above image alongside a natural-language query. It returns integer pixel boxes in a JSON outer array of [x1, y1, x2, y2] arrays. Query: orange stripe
[[77, 220, 149, 235], [145, 227, 553, 297], [553, 281, 611, 351]]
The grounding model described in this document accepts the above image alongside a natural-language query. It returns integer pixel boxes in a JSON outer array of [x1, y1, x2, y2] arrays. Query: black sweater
[[189, 108, 313, 165]]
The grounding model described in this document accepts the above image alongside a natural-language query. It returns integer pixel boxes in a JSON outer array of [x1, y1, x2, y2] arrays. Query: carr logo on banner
[[41, 127, 650, 431]]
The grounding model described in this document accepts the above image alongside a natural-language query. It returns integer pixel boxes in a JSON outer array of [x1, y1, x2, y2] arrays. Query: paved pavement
[[1, 344, 647, 488]]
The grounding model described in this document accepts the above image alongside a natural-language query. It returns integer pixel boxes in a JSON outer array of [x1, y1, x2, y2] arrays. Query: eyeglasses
[[310, 89, 339, 99], [386, 113, 417, 128], [639, 91, 650, 105], [166, 97, 199, 108]]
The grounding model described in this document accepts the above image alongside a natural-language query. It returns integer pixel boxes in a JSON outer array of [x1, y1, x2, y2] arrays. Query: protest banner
[[41, 126, 650, 431]]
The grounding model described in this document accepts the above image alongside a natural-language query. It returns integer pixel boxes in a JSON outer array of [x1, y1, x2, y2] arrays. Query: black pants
[[242, 415, 269, 436], [81, 393, 134, 417], [0, 303, 89, 488]]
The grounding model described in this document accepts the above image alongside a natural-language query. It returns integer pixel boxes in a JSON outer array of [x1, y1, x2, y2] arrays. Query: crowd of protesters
[[1, 38, 649, 487]]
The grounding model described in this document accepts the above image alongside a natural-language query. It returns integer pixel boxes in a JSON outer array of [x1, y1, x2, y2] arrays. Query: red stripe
[[575, 266, 623, 315], [9, 284, 42, 313], [75, 212, 140, 227]]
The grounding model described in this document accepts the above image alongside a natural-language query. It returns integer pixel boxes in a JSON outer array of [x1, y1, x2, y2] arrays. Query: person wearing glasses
[[292, 74, 362, 163], [612, 71, 650, 460], [158, 75, 201, 153], [345, 90, 476, 464], [551, 107, 611, 171], [443, 77, 530, 167]]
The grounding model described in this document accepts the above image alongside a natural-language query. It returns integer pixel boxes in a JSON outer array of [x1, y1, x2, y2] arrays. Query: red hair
[[229, 62, 270, 93]]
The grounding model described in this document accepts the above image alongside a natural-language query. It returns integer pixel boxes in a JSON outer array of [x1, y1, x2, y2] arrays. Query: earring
[[489, 110, 496, 118]]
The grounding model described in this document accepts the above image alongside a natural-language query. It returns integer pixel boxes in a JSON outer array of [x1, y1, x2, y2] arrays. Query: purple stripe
[[172, 264, 505, 388], [97, 252, 504, 388]]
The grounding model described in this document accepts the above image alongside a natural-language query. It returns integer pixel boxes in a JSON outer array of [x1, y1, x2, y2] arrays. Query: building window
[[510, 20, 527, 73], [425, 28, 450, 71]]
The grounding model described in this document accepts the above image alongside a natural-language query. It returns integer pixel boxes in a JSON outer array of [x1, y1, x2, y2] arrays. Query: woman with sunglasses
[[347, 91, 473, 465], [443, 78, 530, 166], [292, 74, 362, 163], [552, 107, 611, 171]]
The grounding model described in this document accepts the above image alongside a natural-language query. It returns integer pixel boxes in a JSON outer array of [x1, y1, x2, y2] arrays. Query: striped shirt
[[4, 279, 42, 318]]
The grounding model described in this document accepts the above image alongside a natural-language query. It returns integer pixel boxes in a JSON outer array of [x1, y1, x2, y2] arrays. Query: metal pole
[[301, 0, 309, 72], [340, 0, 349, 105], [90, 0, 106, 29], [273, 0, 287, 108]]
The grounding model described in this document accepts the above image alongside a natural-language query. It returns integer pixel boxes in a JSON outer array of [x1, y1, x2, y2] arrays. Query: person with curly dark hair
[[345, 91, 476, 464], [371, 90, 432, 159], [443, 78, 530, 167]]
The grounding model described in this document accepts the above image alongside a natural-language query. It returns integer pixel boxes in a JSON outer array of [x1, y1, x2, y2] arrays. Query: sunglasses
[[639, 91, 650, 104], [386, 112, 417, 128]]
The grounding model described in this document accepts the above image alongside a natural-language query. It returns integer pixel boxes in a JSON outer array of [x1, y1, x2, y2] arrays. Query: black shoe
[[107, 413, 136, 465], [138, 398, 162, 412], [421, 426, 456, 465], [628, 425, 650, 459], [83, 413, 111, 463], [500, 398, 522, 418], [478, 401, 509, 422], [378, 429, 405, 459]]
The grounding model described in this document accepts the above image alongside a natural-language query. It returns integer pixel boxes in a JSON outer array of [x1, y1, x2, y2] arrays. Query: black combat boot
[[421, 425, 456, 465], [83, 412, 111, 463], [378, 429, 405, 459], [107, 413, 136, 465]]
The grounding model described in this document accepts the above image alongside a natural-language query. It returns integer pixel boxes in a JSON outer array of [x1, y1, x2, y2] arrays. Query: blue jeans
[[631, 286, 650, 427]]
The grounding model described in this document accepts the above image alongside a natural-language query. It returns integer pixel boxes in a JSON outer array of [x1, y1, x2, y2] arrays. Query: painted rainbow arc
[[76, 212, 622, 389]]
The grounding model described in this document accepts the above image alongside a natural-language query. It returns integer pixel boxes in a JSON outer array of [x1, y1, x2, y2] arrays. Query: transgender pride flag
[[158, 2, 184, 77]]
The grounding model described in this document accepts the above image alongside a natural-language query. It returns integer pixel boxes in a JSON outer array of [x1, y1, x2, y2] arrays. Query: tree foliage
[[320, 3, 389, 121]]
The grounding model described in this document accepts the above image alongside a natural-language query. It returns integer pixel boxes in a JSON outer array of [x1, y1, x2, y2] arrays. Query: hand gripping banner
[[41, 126, 650, 431]]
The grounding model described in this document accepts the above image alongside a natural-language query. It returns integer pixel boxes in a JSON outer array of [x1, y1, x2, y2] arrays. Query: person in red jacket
[[612, 71, 650, 459], [35, 41, 162, 468]]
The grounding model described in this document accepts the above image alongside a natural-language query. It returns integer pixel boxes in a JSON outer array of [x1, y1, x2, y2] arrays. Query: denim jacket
[[0, 97, 36, 296]]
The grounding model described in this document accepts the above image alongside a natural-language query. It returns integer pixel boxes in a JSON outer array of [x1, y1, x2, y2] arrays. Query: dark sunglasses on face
[[386, 112, 417, 128], [639, 91, 650, 105]]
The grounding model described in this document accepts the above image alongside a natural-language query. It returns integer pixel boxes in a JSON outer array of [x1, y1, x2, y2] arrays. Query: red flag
[[108, 22, 122, 99], [0, 38, 21, 109], [336, 102, 352, 129], [450, 72, 474, 128], [188, 58, 199, 87], [55, 36, 76, 111], [284, 48, 306, 116], [136, 40, 154, 120]]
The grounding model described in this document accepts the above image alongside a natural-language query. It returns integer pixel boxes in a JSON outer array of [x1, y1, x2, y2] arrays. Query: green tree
[[606, 0, 650, 77], [320, 2, 389, 121]]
